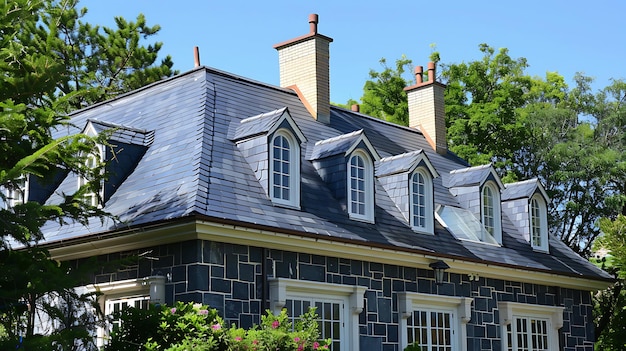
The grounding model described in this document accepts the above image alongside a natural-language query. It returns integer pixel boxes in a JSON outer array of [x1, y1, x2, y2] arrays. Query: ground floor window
[[284, 297, 343, 350], [398, 292, 473, 351], [498, 302, 564, 351], [269, 278, 366, 351], [105, 295, 150, 332], [88, 276, 165, 347], [407, 308, 454, 351]]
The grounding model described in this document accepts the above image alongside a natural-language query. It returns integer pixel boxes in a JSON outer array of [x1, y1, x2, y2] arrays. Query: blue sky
[[83, 0, 625, 104]]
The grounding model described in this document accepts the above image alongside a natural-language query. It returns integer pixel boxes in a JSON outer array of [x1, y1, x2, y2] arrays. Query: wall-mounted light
[[429, 260, 450, 285]]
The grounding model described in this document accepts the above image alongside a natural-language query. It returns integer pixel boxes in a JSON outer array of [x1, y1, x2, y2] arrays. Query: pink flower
[[170, 308, 177, 314], [294, 337, 300, 342], [198, 309, 209, 315], [212, 323, 221, 330], [313, 342, 320, 349], [235, 337, 242, 341], [297, 345, 303, 351], [252, 340, 258, 345], [271, 320, 280, 329]]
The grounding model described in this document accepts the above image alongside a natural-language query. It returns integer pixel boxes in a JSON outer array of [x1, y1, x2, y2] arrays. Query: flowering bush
[[105, 302, 330, 351]]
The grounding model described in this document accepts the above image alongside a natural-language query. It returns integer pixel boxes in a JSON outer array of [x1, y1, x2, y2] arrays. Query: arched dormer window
[[270, 130, 300, 208], [411, 168, 434, 233], [482, 181, 502, 243], [530, 195, 548, 252], [348, 150, 374, 222]]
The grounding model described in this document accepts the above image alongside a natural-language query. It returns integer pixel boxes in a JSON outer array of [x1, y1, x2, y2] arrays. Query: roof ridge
[[377, 149, 423, 163], [314, 129, 363, 146], [449, 163, 492, 174]]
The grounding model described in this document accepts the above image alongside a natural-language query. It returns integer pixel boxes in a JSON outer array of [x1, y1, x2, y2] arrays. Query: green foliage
[[105, 302, 330, 351], [0, 0, 176, 349], [591, 216, 626, 350], [403, 342, 422, 351], [359, 56, 414, 125]]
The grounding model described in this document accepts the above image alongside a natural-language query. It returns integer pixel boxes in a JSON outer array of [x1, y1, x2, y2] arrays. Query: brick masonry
[[89, 239, 595, 351]]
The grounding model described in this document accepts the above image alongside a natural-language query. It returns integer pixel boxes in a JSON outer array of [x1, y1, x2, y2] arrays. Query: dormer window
[[78, 146, 103, 207], [481, 181, 501, 242], [411, 168, 433, 233], [530, 195, 548, 252], [348, 150, 374, 222], [270, 130, 300, 207], [231, 107, 306, 210], [4, 175, 28, 208]]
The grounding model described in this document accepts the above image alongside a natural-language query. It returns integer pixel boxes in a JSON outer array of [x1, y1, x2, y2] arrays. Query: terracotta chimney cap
[[415, 66, 423, 84], [428, 61, 436, 70], [194, 46, 201, 68], [351, 104, 360, 112], [309, 14, 319, 34]]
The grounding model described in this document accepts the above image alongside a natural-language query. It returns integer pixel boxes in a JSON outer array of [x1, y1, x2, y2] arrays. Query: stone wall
[[89, 239, 595, 351]]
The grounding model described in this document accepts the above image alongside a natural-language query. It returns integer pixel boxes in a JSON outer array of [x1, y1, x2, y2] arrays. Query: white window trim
[[482, 181, 502, 244], [4, 174, 29, 208], [410, 167, 434, 234], [530, 195, 549, 253], [347, 150, 374, 223], [498, 301, 564, 351], [78, 144, 104, 207], [269, 278, 366, 351], [87, 276, 165, 347], [398, 292, 473, 351], [269, 129, 301, 209]]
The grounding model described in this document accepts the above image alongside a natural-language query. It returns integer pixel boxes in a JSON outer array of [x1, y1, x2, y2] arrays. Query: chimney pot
[[415, 66, 423, 84], [427, 61, 436, 82], [194, 46, 200, 67], [351, 104, 360, 112], [309, 14, 319, 33]]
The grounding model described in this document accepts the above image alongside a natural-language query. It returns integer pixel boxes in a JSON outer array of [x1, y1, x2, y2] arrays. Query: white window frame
[[78, 144, 104, 207], [410, 167, 434, 234], [398, 292, 473, 351], [269, 278, 366, 351], [347, 150, 374, 222], [530, 195, 549, 252], [88, 276, 165, 348], [498, 302, 564, 351], [4, 174, 28, 208], [269, 129, 300, 209], [481, 181, 502, 243]]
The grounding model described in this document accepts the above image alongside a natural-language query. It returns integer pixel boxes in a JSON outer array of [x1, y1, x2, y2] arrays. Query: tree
[[1, 0, 176, 348], [352, 46, 626, 344], [592, 216, 626, 349], [359, 56, 414, 126]]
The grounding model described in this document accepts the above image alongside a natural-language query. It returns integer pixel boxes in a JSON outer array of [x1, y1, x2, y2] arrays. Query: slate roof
[[502, 178, 548, 201], [37, 66, 612, 282]]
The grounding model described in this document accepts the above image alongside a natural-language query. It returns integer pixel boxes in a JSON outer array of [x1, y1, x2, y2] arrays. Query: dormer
[[80, 120, 154, 205], [309, 130, 380, 222], [446, 164, 504, 244], [502, 179, 550, 253], [231, 107, 306, 209], [376, 150, 439, 234]]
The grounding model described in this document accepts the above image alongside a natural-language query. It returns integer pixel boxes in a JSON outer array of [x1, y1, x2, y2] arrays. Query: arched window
[[348, 151, 374, 222], [270, 131, 300, 208], [410, 168, 433, 233], [530, 195, 548, 252], [481, 182, 502, 243]]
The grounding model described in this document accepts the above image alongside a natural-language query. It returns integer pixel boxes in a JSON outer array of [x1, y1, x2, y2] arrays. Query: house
[[12, 14, 613, 351]]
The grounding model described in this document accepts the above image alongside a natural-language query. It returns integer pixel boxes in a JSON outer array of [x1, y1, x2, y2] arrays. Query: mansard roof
[[36, 66, 612, 284]]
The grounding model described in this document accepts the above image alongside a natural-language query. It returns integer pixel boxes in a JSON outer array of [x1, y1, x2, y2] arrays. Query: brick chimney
[[274, 14, 333, 124], [404, 62, 447, 154]]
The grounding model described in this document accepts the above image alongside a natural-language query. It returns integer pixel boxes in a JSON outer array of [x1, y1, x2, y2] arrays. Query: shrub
[[105, 302, 330, 351]]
